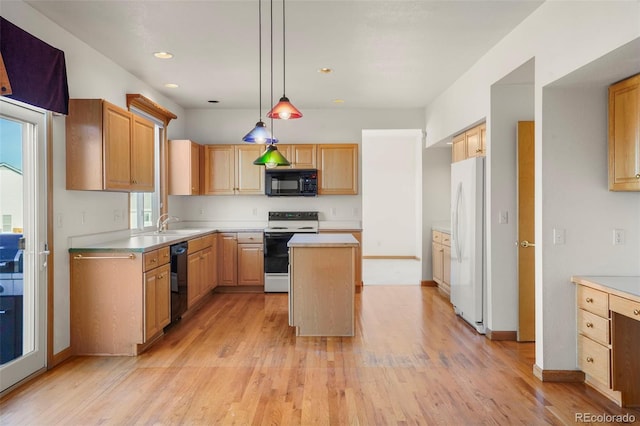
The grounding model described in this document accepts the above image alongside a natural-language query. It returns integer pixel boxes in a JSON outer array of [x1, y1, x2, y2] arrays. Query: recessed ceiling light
[[164, 83, 179, 88], [318, 68, 333, 74], [332, 99, 345, 104], [208, 100, 220, 104], [153, 51, 174, 59]]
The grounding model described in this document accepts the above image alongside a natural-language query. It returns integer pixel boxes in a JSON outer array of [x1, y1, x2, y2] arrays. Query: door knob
[[520, 240, 535, 248]]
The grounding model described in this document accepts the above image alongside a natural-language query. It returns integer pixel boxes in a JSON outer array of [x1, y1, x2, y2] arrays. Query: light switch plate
[[553, 228, 565, 245]]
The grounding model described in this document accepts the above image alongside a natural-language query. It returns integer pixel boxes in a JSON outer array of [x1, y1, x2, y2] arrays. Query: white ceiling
[[26, 0, 544, 111]]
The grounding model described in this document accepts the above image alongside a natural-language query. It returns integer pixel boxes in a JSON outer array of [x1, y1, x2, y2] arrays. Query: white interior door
[[0, 99, 48, 392]]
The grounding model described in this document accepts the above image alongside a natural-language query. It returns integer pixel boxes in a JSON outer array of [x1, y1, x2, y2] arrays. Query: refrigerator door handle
[[453, 182, 463, 263]]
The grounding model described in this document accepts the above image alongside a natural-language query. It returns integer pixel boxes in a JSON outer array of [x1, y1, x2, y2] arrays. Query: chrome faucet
[[156, 213, 180, 233]]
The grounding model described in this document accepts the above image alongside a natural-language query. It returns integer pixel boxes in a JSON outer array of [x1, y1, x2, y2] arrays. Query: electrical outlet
[[56, 214, 63, 228], [331, 208, 337, 217], [113, 209, 120, 222], [252, 208, 258, 216], [613, 229, 625, 245], [199, 208, 205, 215], [81, 211, 86, 225]]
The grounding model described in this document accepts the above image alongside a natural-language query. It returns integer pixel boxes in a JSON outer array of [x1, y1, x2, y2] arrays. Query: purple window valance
[[0, 16, 69, 115]]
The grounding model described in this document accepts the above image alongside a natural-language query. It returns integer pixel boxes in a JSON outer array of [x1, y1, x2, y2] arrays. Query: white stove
[[263, 211, 319, 292]]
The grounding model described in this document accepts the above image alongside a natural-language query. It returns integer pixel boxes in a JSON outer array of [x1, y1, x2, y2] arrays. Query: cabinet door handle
[[150, 258, 157, 263], [586, 356, 594, 363], [635, 173, 640, 179], [585, 297, 593, 303], [158, 274, 165, 279], [634, 309, 640, 316], [586, 322, 593, 328]]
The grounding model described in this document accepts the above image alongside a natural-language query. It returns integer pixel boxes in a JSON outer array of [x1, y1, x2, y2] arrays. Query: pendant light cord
[[282, 0, 286, 97], [258, 0, 262, 120], [270, 0, 275, 142]]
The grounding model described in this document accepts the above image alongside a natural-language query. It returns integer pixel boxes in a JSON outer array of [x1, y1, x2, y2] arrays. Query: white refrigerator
[[450, 156, 485, 334]]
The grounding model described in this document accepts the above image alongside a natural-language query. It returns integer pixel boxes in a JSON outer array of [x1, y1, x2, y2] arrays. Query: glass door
[[0, 99, 48, 392]]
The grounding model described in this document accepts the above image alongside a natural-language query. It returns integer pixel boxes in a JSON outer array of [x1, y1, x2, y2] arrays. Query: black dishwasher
[[168, 242, 188, 325]]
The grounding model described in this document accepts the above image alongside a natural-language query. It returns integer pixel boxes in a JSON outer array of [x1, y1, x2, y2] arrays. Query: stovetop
[[265, 211, 319, 233]]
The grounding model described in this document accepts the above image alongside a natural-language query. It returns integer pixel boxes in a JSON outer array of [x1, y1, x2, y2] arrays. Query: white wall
[[2, 1, 186, 355], [424, 0, 640, 371], [487, 82, 534, 332], [540, 84, 640, 370], [361, 129, 423, 285]]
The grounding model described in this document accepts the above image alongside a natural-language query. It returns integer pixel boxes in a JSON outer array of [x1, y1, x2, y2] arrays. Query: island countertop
[[288, 233, 359, 247]]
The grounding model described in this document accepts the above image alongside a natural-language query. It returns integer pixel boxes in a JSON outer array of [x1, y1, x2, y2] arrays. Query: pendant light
[[254, 0, 291, 168], [243, 0, 277, 143], [253, 144, 290, 168], [267, 0, 302, 120]]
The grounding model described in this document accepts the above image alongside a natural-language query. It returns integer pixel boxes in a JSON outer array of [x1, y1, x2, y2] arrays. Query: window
[[2, 215, 11, 232], [129, 111, 162, 231]]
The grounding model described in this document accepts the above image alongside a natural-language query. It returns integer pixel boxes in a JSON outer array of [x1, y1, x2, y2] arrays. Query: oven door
[[264, 232, 294, 273]]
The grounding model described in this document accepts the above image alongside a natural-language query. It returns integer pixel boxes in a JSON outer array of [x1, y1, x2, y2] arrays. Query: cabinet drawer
[[157, 246, 170, 266], [578, 335, 611, 387], [441, 233, 451, 247], [189, 234, 213, 253], [577, 308, 610, 345], [144, 249, 160, 271], [237, 232, 263, 244], [577, 285, 609, 317], [610, 294, 640, 322], [432, 230, 442, 243]]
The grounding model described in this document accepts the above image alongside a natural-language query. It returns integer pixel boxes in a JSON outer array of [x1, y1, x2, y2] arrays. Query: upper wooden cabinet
[[169, 139, 202, 195], [66, 99, 155, 192], [202, 145, 264, 195], [451, 122, 486, 163], [276, 144, 317, 169], [609, 74, 640, 191], [317, 144, 359, 195]]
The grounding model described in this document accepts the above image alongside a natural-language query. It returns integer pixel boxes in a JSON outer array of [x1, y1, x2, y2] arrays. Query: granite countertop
[[288, 233, 359, 247], [571, 276, 640, 298], [68, 228, 263, 253]]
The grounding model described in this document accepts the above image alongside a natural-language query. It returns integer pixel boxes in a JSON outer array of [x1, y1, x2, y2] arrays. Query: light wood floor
[[1, 286, 638, 425]]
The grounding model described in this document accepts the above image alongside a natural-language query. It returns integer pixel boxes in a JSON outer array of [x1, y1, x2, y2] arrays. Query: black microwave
[[265, 169, 318, 196]]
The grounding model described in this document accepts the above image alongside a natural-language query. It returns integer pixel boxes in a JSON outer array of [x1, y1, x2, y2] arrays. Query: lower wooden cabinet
[[432, 230, 451, 296], [187, 234, 216, 308], [70, 246, 171, 356], [144, 262, 170, 341], [218, 232, 264, 287]]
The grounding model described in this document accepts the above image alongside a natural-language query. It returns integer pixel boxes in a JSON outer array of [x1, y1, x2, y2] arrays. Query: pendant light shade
[[253, 144, 290, 168], [268, 96, 302, 120], [243, 120, 278, 144], [267, 0, 302, 120]]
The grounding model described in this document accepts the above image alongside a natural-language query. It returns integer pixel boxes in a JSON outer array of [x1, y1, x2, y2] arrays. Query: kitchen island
[[288, 233, 359, 337]]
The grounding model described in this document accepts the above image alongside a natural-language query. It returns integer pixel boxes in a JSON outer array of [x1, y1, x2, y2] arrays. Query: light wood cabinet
[[66, 99, 155, 192], [218, 232, 264, 287], [144, 260, 170, 341], [317, 144, 358, 195], [203, 145, 265, 195], [277, 144, 317, 169], [320, 230, 362, 290], [237, 232, 264, 286], [431, 230, 451, 296], [218, 233, 238, 285], [572, 277, 640, 407], [169, 139, 202, 195], [187, 234, 216, 308], [71, 246, 170, 356], [452, 134, 466, 163], [608, 74, 640, 191], [451, 123, 486, 163]]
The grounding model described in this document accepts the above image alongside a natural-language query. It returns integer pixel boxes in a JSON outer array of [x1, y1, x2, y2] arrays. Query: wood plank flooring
[[2, 286, 639, 425]]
